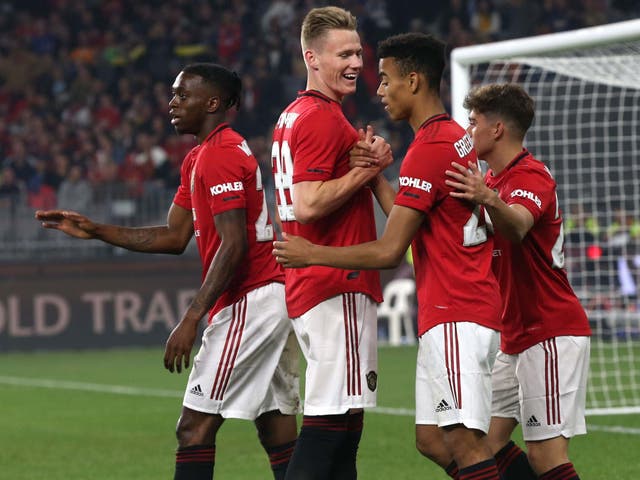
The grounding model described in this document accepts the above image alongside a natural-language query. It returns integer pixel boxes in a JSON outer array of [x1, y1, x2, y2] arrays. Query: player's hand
[[349, 125, 378, 168], [445, 161, 493, 204], [164, 319, 198, 373], [272, 232, 314, 268], [35, 209, 97, 239], [349, 125, 393, 171]]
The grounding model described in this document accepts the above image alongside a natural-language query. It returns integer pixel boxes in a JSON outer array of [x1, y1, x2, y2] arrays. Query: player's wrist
[[368, 173, 382, 189], [307, 243, 324, 267], [483, 188, 501, 208]]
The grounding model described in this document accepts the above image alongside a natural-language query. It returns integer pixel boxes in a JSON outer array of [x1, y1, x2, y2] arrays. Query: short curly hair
[[463, 83, 535, 139]]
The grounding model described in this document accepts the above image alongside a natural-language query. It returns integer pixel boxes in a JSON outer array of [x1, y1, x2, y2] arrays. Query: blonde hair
[[301, 6, 357, 50]]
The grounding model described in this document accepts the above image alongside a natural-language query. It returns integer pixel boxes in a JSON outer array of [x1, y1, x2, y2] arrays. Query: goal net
[[451, 19, 640, 416]]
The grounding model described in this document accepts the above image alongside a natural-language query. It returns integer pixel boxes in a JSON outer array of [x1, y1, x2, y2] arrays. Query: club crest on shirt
[[366, 371, 378, 392]]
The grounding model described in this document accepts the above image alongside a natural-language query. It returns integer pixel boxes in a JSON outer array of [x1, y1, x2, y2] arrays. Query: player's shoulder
[[410, 121, 469, 158], [202, 127, 255, 163], [513, 152, 554, 181], [291, 92, 345, 122]]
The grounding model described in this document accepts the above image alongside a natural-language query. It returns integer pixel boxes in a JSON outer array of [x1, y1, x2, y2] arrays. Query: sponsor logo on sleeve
[[210, 181, 244, 196], [510, 189, 542, 208], [399, 176, 432, 193]]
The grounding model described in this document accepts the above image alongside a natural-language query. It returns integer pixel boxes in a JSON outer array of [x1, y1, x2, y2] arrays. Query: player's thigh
[[292, 293, 378, 415], [517, 336, 590, 441], [490, 350, 521, 423], [416, 322, 499, 433], [184, 283, 295, 419]]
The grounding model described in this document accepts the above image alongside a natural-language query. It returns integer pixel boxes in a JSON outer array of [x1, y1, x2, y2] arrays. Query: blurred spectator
[[0, 165, 23, 215], [470, 0, 502, 42], [4, 139, 36, 187], [437, 0, 471, 38], [57, 163, 92, 210], [500, 0, 540, 39], [261, 0, 296, 36], [217, 11, 243, 66], [538, 0, 582, 34], [118, 131, 169, 197]]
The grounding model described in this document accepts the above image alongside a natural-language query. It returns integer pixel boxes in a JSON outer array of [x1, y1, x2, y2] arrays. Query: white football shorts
[[416, 322, 499, 433], [293, 292, 378, 415], [491, 336, 590, 441], [183, 282, 301, 420]]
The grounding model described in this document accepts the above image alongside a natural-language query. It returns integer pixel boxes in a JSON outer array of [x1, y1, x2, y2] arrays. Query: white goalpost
[[450, 19, 640, 416]]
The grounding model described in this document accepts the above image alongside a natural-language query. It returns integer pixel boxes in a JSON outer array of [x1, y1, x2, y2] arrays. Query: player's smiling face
[[307, 29, 362, 102], [169, 72, 213, 137], [376, 57, 413, 122]]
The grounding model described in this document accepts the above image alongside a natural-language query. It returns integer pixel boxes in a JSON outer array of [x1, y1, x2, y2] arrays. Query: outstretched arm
[[274, 204, 422, 270], [35, 203, 194, 254], [164, 208, 248, 373], [445, 161, 534, 242]]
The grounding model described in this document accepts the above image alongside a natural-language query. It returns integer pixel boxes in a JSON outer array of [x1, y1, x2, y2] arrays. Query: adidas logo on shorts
[[189, 384, 204, 397], [526, 415, 541, 427], [435, 399, 452, 413]]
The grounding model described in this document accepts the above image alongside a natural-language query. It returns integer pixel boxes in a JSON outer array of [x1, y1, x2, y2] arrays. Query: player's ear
[[207, 96, 221, 114], [494, 120, 505, 140], [304, 49, 319, 71], [408, 72, 419, 94]]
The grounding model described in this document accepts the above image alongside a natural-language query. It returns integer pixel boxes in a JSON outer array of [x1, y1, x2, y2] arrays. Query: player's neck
[[485, 142, 524, 175], [197, 116, 226, 144], [409, 96, 446, 133], [305, 78, 343, 103]]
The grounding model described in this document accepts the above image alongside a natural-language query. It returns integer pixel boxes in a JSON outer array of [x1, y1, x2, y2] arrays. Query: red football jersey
[[173, 123, 283, 322], [394, 114, 501, 336], [271, 90, 382, 317], [485, 149, 591, 354]]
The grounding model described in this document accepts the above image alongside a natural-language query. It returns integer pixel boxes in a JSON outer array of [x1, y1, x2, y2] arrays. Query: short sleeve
[[503, 167, 555, 222], [200, 144, 249, 215], [291, 109, 354, 183], [173, 151, 194, 211], [394, 143, 450, 214]]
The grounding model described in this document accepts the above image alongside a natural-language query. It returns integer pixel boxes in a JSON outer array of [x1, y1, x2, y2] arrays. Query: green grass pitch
[[1, 345, 639, 479]]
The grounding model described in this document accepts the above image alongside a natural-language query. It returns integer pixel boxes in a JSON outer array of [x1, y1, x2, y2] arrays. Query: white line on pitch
[[0, 375, 182, 398], [587, 424, 640, 435], [2, 375, 640, 436]]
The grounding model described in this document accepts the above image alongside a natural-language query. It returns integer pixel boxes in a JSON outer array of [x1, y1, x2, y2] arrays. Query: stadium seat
[[378, 278, 416, 346]]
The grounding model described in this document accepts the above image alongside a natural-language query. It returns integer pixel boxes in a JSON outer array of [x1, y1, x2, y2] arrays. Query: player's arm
[[445, 160, 534, 242], [164, 208, 247, 373], [368, 174, 396, 216], [294, 167, 379, 223], [35, 203, 194, 254], [348, 125, 395, 216], [294, 132, 393, 223], [274, 204, 423, 269]]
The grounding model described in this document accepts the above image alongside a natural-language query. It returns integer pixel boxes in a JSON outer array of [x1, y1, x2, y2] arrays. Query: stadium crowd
[[1, 0, 637, 208]]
